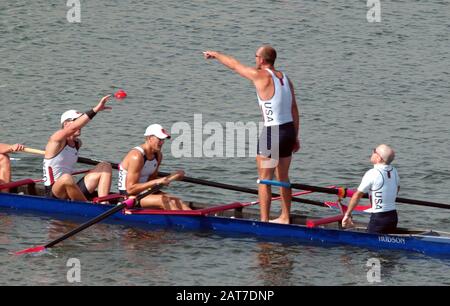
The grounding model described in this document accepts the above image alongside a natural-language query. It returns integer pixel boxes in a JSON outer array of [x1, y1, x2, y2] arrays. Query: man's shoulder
[[256, 68, 272, 77], [129, 149, 144, 159], [254, 69, 273, 85], [362, 168, 379, 179], [124, 152, 145, 173], [126, 149, 145, 165], [49, 128, 66, 141]]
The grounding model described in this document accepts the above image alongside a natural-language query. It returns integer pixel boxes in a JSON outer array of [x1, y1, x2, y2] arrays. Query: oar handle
[[165, 171, 184, 183], [23, 147, 45, 155]]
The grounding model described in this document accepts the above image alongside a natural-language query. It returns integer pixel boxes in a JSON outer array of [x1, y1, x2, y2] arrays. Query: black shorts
[[44, 186, 58, 199], [257, 121, 296, 158], [44, 176, 96, 200], [77, 177, 97, 200], [367, 210, 398, 234]]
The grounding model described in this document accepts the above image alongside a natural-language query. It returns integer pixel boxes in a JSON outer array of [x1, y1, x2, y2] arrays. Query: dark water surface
[[0, 1, 449, 285]]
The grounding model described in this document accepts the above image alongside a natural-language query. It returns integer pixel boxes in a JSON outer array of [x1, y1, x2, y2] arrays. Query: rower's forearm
[[127, 180, 159, 195], [345, 200, 357, 215], [64, 115, 91, 135], [214, 52, 240, 71], [345, 192, 364, 216], [0, 143, 11, 154]]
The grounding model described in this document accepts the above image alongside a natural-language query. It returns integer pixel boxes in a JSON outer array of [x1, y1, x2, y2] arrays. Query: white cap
[[144, 124, 171, 139], [60, 110, 83, 124]]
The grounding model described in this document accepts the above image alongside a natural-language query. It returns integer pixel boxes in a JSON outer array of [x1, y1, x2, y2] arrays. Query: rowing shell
[[0, 189, 449, 257]]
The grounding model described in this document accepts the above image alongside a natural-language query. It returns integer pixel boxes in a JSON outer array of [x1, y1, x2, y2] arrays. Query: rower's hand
[[172, 170, 185, 180], [93, 95, 112, 113], [342, 215, 355, 228], [156, 177, 171, 186], [293, 139, 300, 153], [159, 171, 185, 186], [10, 144, 25, 153], [203, 51, 217, 59]]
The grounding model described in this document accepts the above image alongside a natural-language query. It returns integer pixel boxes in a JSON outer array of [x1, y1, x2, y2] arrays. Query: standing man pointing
[[204, 45, 300, 224]]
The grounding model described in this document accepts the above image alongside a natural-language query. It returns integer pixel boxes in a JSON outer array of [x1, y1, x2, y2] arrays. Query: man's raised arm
[[203, 50, 259, 81]]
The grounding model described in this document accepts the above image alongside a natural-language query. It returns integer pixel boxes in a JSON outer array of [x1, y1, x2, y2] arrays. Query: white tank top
[[43, 143, 79, 187], [357, 164, 400, 213], [118, 146, 158, 192], [257, 68, 293, 127]]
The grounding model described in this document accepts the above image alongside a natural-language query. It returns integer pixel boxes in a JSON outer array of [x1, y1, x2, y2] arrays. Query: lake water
[[0, 0, 449, 286]]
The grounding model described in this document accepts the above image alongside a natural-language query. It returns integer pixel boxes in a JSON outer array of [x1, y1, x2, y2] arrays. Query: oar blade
[[15, 245, 46, 256]]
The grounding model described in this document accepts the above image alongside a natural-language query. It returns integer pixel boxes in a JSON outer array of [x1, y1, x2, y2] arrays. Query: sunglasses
[[372, 148, 384, 161]]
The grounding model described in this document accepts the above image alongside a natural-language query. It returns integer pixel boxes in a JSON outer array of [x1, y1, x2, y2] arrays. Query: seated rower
[[342, 144, 400, 234], [43, 95, 113, 202], [118, 124, 191, 210], [0, 143, 25, 192]]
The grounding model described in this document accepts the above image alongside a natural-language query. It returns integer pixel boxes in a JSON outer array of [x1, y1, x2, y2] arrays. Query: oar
[[14, 186, 162, 255], [126, 189, 319, 216], [258, 179, 450, 210], [76, 156, 329, 208], [75, 157, 329, 207]]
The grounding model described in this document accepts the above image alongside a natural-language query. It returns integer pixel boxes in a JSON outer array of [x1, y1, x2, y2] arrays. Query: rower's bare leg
[[181, 200, 191, 210], [162, 192, 191, 210], [257, 155, 275, 222], [82, 162, 112, 199], [271, 156, 292, 224], [0, 154, 11, 192], [172, 198, 191, 210], [52, 173, 87, 201], [139, 193, 191, 210]]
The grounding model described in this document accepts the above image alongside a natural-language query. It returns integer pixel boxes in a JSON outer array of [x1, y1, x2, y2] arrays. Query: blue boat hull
[[1, 192, 449, 256]]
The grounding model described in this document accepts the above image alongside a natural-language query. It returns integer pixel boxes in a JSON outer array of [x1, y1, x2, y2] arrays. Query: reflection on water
[[1, 0, 449, 285], [0, 214, 13, 244], [257, 242, 294, 285]]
